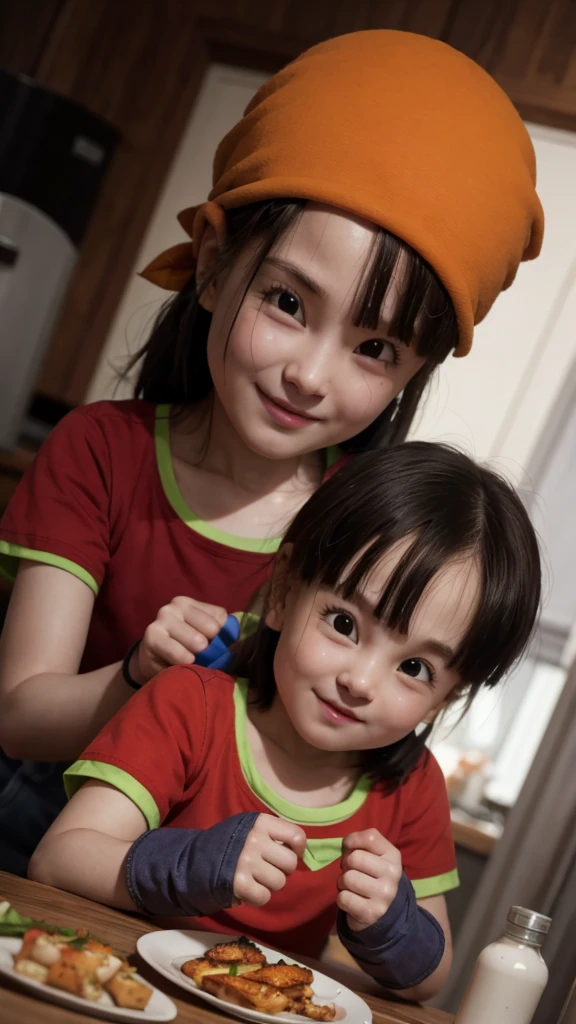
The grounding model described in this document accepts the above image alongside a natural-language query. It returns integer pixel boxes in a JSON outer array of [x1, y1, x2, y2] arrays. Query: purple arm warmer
[[337, 872, 445, 990], [126, 811, 259, 916]]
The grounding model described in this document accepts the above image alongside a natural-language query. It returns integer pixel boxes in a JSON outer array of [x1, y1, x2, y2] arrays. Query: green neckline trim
[[154, 404, 281, 554], [412, 869, 460, 899], [64, 760, 160, 830], [0, 542, 98, 595], [233, 679, 371, 824]]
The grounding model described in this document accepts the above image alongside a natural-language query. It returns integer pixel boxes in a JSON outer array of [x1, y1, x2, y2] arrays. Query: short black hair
[[233, 442, 542, 785], [129, 199, 458, 448]]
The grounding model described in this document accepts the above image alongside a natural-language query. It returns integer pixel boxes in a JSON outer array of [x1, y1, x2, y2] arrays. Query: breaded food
[[105, 970, 153, 1010], [242, 963, 313, 988], [202, 974, 290, 1014], [181, 958, 214, 985], [299, 1000, 336, 1021], [205, 936, 266, 966], [46, 949, 103, 1001], [14, 958, 49, 983]]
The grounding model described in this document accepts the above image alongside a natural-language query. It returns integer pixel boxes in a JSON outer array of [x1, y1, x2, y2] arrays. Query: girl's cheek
[[227, 309, 286, 368], [340, 369, 396, 423], [377, 686, 433, 733]]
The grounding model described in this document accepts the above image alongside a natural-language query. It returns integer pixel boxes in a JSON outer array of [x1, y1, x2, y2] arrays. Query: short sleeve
[[397, 751, 459, 899], [64, 666, 209, 828], [0, 407, 112, 594]]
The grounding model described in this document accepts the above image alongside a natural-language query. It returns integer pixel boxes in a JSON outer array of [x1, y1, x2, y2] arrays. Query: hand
[[337, 828, 403, 931], [233, 814, 306, 908], [131, 597, 228, 685]]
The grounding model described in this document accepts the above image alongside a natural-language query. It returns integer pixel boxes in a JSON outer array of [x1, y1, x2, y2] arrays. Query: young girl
[[0, 29, 543, 873], [29, 443, 541, 1002]]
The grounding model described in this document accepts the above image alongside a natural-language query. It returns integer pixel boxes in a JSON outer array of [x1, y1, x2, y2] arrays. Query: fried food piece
[[299, 999, 337, 1021], [243, 963, 313, 988], [205, 936, 266, 966], [46, 949, 103, 1001], [14, 958, 49, 983], [181, 958, 232, 985], [105, 970, 153, 1010], [202, 974, 291, 1014]]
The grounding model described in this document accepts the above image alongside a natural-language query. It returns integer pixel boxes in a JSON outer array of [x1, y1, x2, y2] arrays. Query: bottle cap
[[505, 906, 551, 945]]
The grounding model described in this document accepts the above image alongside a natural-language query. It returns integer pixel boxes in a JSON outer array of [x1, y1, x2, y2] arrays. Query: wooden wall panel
[[2, 0, 576, 406], [0, 0, 66, 77]]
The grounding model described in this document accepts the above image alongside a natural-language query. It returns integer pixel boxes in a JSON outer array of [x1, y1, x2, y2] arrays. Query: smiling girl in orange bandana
[[0, 30, 542, 875]]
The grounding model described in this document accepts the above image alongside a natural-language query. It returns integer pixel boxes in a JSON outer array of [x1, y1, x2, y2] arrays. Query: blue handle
[[194, 614, 241, 671]]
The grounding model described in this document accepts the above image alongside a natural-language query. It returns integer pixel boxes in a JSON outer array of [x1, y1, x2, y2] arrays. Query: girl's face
[[266, 542, 479, 753], [203, 204, 426, 459]]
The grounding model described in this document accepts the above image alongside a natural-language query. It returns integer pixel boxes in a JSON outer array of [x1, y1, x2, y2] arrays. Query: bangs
[[354, 229, 458, 364], [285, 445, 542, 690]]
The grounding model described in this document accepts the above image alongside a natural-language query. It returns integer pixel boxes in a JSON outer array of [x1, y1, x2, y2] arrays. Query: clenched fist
[[131, 597, 228, 685], [233, 814, 306, 908], [337, 829, 403, 931]]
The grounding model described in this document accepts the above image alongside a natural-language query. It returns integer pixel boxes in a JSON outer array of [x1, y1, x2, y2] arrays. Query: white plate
[[0, 936, 177, 1022], [137, 930, 372, 1024]]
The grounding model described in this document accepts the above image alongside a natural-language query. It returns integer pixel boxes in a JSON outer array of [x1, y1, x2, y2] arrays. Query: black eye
[[325, 610, 358, 642], [277, 291, 300, 316], [399, 658, 432, 683], [355, 339, 397, 364], [334, 613, 354, 635]]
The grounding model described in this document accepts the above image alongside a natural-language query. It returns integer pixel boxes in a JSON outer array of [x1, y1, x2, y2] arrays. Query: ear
[[264, 543, 294, 632], [195, 223, 221, 313]]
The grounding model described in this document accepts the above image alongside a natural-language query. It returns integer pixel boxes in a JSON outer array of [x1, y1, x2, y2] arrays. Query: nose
[[282, 340, 332, 398], [336, 658, 380, 703]]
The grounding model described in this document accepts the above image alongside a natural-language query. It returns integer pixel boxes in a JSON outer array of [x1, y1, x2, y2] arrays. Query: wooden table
[[0, 872, 453, 1024]]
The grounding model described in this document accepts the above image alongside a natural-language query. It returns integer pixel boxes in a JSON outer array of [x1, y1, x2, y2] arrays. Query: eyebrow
[[262, 257, 327, 298], [341, 588, 456, 664]]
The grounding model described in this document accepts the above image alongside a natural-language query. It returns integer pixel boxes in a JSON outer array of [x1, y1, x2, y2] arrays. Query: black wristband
[[122, 639, 143, 690]]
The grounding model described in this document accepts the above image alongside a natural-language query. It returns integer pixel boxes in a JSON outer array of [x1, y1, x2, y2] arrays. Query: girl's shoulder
[[68, 398, 158, 440], [43, 398, 160, 483]]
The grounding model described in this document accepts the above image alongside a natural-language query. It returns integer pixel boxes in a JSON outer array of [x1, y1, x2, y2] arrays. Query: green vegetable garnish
[[0, 901, 95, 946], [229, 965, 239, 976]]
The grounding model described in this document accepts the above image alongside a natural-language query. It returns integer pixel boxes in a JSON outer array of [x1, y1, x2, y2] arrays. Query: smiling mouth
[[315, 693, 362, 723], [256, 386, 322, 422]]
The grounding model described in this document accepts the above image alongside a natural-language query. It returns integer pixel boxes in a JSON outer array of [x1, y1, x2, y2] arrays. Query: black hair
[[129, 199, 458, 448], [233, 442, 542, 786]]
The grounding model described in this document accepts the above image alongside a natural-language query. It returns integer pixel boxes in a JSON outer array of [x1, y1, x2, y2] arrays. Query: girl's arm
[[395, 894, 452, 1002], [28, 780, 147, 908], [0, 562, 228, 761], [0, 563, 132, 761], [29, 779, 306, 917]]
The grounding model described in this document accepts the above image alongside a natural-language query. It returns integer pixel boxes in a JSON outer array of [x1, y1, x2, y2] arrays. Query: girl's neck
[[173, 395, 322, 496], [247, 694, 359, 808]]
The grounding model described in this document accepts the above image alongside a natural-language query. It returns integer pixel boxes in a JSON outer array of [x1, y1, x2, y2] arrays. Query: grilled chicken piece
[[182, 957, 264, 985], [243, 963, 313, 988], [204, 937, 266, 966], [105, 970, 153, 1010], [202, 974, 291, 1014], [299, 999, 337, 1021]]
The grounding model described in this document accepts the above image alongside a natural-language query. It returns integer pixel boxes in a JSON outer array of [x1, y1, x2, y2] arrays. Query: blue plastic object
[[194, 613, 241, 671]]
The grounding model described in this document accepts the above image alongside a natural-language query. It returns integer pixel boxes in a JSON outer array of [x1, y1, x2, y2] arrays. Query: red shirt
[[65, 667, 458, 958], [0, 401, 339, 671]]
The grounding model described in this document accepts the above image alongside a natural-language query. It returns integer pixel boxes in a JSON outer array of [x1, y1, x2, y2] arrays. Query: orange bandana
[[141, 30, 543, 356]]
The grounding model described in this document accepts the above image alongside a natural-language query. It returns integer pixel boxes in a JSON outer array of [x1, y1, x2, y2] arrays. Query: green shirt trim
[[154, 404, 281, 554], [64, 760, 160, 830], [233, 679, 371, 826], [154, 404, 341, 554], [0, 542, 98, 596], [412, 868, 460, 899]]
